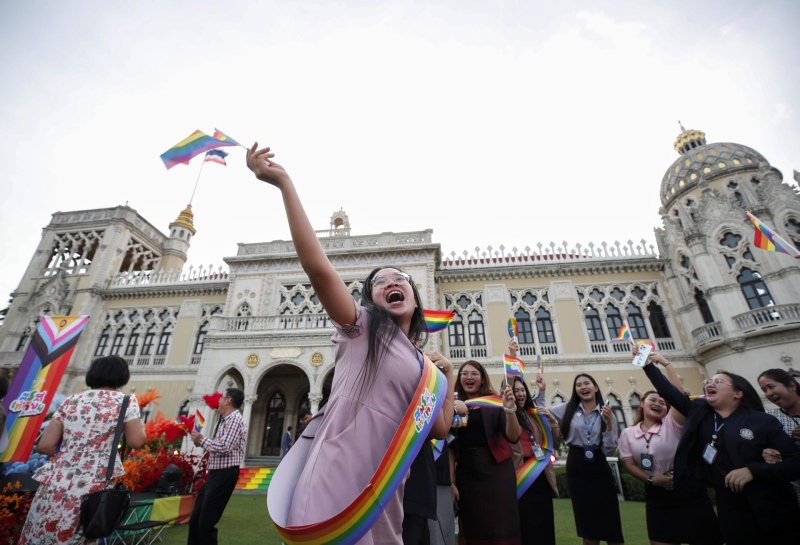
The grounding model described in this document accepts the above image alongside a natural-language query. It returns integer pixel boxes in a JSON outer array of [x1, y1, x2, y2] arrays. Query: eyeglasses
[[371, 272, 411, 287], [703, 378, 732, 388], [459, 372, 481, 378]]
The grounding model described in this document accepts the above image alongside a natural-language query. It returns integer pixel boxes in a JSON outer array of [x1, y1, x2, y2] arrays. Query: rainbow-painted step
[[235, 466, 276, 490]]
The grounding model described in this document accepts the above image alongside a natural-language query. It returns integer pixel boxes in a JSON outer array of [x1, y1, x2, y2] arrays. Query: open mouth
[[387, 290, 405, 303], [650, 406, 663, 415]]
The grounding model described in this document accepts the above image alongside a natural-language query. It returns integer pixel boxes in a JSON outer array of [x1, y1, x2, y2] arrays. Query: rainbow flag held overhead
[[536, 355, 544, 374], [504, 354, 525, 380], [1, 316, 89, 462], [204, 149, 228, 166], [746, 211, 800, 258], [465, 395, 505, 410], [194, 410, 205, 432], [423, 309, 455, 333], [160, 130, 238, 170], [610, 324, 631, 343], [507, 318, 518, 339], [213, 128, 242, 147]]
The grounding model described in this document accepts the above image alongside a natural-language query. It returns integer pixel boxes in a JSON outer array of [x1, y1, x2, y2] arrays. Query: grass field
[[156, 493, 649, 544]]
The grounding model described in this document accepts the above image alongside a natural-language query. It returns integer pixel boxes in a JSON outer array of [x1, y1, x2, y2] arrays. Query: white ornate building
[[1, 127, 798, 463]]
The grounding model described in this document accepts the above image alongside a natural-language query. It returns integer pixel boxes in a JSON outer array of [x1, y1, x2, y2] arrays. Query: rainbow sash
[[268, 355, 447, 544], [1, 315, 89, 461], [464, 395, 505, 409], [515, 408, 554, 499]]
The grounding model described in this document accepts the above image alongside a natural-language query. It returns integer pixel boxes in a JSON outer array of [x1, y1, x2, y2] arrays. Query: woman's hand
[[450, 483, 459, 502], [652, 473, 674, 490], [502, 383, 516, 410], [762, 448, 782, 464], [725, 467, 753, 492], [650, 353, 670, 367], [246, 143, 291, 188], [601, 403, 613, 430], [428, 351, 453, 376], [536, 373, 546, 393], [453, 399, 467, 417], [537, 406, 558, 427]]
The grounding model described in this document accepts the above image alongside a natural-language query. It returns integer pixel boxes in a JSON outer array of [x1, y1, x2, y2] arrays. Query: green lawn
[[157, 493, 649, 544]]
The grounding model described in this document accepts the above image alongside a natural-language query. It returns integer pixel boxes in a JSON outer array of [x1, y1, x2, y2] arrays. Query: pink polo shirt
[[619, 411, 683, 475]]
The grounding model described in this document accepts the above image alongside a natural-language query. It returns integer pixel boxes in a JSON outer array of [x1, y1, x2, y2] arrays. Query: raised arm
[[643, 360, 692, 417], [246, 144, 355, 325], [649, 352, 687, 426]]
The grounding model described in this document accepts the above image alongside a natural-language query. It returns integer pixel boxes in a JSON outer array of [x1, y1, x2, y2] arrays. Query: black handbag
[[79, 395, 132, 539]]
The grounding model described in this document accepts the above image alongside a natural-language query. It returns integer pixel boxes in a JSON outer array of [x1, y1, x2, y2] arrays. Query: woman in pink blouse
[[620, 351, 722, 545]]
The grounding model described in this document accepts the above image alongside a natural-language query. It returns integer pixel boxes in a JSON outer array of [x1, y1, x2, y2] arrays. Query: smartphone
[[632, 343, 653, 367]]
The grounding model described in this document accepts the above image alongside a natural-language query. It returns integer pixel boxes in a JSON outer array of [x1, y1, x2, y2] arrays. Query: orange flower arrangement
[[137, 387, 163, 410], [0, 481, 35, 543]]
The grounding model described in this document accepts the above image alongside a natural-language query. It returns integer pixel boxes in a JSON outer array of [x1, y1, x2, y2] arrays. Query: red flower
[[57, 526, 74, 541], [203, 392, 223, 410], [45, 519, 58, 532]]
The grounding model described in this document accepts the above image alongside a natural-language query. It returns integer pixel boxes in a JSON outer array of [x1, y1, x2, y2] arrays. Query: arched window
[[126, 325, 141, 356], [110, 326, 127, 356], [194, 321, 210, 354], [16, 328, 31, 351], [95, 326, 111, 356], [629, 393, 641, 419], [551, 394, 565, 406], [156, 323, 174, 355], [535, 308, 555, 344], [607, 395, 626, 431], [694, 289, 715, 324], [141, 324, 157, 355], [262, 392, 286, 456], [720, 232, 742, 249], [584, 306, 604, 341], [468, 310, 486, 346], [737, 268, 775, 309], [351, 288, 362, 303], [626, 304, 648, 339], [647, 302, 671, 338], [514, 308, 534, 345], [448, 314, 465, 347], [605, 305, 623, 338]]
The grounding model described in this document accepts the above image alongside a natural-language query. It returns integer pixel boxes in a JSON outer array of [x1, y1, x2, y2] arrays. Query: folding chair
[[112, 519, 168, 545]]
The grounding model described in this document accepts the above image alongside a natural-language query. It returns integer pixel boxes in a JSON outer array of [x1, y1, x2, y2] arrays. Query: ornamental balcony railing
[[108, 264, 229, 288], [213, 314, 333, 332], [691, 322, 722, 346], [732, 303, 800, 331]]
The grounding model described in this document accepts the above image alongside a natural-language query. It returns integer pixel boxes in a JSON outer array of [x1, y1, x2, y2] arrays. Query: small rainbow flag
[[160, 130, 238, 170], [507, 318, 518, 339], [610, 324, 631, 343], [1, 316, 89, 462], [536, 355, 544, 374], [423, 309, 455, 333], [213, 128, 242, 147], [504, 354, 525, 380], [465, 395, 505, 410], [194, 410, 205, 432], [430, 438, 445, 461], [746, 211, 800, 258]]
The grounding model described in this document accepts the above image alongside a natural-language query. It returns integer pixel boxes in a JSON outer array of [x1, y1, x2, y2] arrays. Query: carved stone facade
[[1, 131, 799, 462]]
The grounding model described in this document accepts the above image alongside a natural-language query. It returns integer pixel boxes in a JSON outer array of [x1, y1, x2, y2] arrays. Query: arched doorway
[[253, 363, 310, 457], [262, 391, 286, 456]]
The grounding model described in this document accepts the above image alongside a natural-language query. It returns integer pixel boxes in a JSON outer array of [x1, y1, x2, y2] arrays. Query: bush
[[620, 473, 646, 502], [554, 467, 569, 499]]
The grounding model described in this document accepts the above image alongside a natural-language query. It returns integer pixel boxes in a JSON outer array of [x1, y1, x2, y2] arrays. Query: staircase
[[235, 456, 281, 491]]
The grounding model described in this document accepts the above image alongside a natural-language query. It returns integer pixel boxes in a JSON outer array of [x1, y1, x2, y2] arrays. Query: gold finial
[[169, 204, 197, 234], [673, 125, 706, 155]]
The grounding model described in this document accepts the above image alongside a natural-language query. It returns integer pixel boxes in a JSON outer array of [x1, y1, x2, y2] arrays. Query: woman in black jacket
[[642, 360, 800, 545]]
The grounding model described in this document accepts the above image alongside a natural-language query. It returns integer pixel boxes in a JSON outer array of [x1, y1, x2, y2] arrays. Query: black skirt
[[565, 445, 624, 543], [645, 483, 723, 544], [456, 447, 520, 545], [518, 462, 555, 545]]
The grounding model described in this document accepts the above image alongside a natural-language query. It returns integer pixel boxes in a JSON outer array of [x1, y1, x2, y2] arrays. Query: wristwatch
[[647, 475, 654, 485]]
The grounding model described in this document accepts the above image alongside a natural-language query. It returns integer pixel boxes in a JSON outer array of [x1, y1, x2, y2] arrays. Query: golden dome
[[169, 204, 196, 235]]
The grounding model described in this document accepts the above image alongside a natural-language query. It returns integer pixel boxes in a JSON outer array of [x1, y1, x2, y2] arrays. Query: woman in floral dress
[[20, 355, 146, 544]]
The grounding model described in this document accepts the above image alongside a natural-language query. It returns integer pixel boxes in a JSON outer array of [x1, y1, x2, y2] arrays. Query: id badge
[[702, 443, 717, 464], [640, 453, 654, 470], [533, 444, 546, 461], [583, 445, 595, 462]]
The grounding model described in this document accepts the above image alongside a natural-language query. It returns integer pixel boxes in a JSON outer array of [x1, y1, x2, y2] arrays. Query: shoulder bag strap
[[104, 395, 130, 482]]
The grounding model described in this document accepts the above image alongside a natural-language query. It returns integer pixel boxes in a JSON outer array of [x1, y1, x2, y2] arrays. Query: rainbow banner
[[423, 309, 455, 333], [610, 323, 631, 343], [213, 128, 242, 147], [516, 408, 554, 499], [504, 354, 525, 381], [160, 130, 238, 170], [194, 410, 205, 432], [0, 315, 89, 461], [464, 395, 505, 410], [746, 211, 800, 258], [268, 355, 447, 544]]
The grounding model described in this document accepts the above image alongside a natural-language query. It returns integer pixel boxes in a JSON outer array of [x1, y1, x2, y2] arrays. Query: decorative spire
[[673, 124, 706, 155], [169, 204, 197, 235]]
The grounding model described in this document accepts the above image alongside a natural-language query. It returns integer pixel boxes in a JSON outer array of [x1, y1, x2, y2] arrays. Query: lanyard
[[643, 431, 654, 452], [711, 413, 725, 447], [582, 409, 600, 445]]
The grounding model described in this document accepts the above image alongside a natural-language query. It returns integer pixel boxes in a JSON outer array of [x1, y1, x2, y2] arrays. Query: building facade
[[1, 128, 799, 463]]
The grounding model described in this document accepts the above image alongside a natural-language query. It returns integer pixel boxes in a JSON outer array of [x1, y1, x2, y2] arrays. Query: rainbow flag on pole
[[746, 211, 800, 258], [0, 316, 89, 461], [213, 128, 242, 147], [160, 130, 238, 170], [423, 309, 455, 333], [504, 354, 525, 381], [194, 410, 205, 432], [610, 323, 631, 343]]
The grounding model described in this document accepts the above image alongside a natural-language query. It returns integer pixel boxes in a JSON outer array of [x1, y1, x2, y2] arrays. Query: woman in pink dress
[[248, 144, 456, 544], [20, 355, 146, 544]]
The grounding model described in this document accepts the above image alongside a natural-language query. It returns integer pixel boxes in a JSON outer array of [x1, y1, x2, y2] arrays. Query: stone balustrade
[[108, 264, 229, 287]]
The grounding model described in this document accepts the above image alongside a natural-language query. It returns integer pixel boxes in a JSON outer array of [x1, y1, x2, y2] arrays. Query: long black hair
[[358, 267, 427, 388], [561, 373, 606, 438], [718, 371, 765, 412], [513, 376, 535, 431]]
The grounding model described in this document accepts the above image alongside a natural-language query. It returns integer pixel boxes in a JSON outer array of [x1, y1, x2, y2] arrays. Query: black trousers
[[187, 466, 239, 545]]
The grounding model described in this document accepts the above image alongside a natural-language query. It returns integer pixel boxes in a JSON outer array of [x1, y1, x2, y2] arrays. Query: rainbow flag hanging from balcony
[[1, 316, 89, 461], [746, 211, 800, 258]]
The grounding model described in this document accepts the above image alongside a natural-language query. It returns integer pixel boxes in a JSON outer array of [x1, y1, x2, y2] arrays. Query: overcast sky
[[1, 0, 798, 310]]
